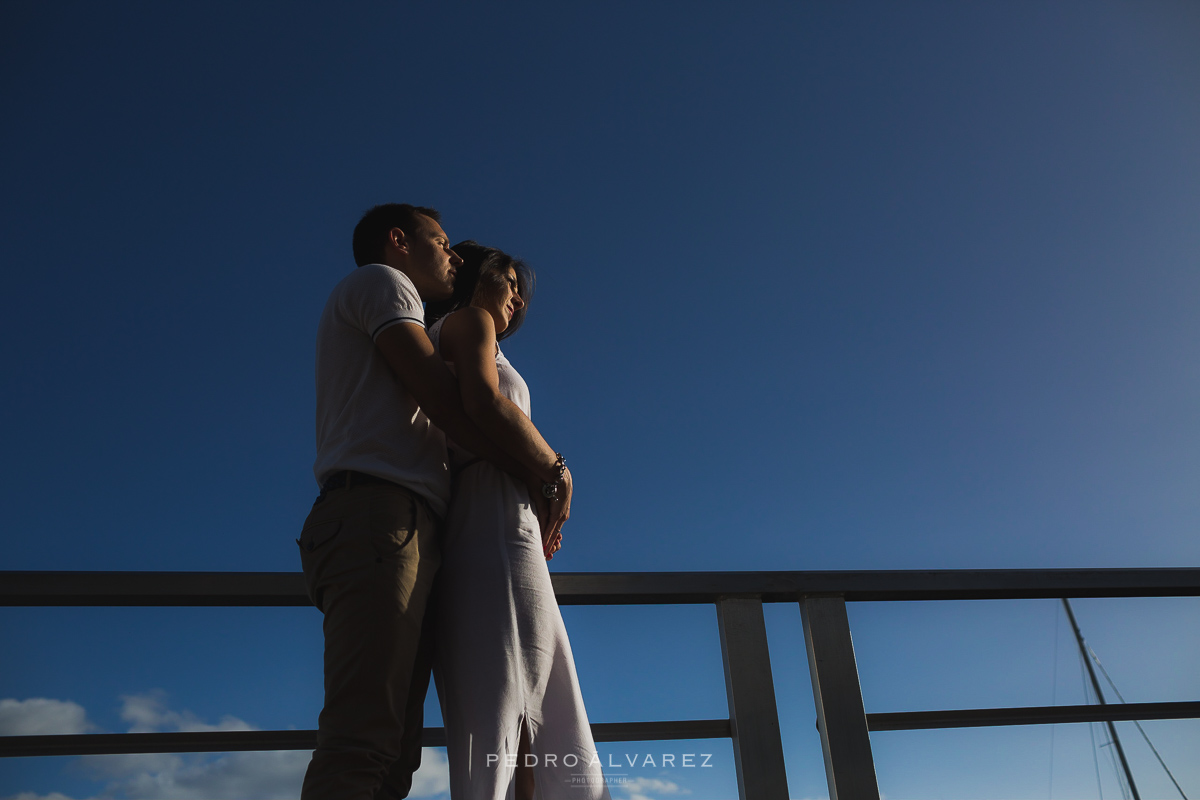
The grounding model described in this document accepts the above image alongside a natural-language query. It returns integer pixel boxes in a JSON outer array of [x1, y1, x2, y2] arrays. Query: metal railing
[[3, 568, 1199, 800]]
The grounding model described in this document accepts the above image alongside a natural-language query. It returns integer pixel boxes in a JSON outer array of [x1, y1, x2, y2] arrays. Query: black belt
[[314, 469, 445, 527], [319, 470, 398, 494]]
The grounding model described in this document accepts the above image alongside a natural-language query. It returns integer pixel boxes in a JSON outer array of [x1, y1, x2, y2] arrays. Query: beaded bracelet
[[541, 453, 566, 500]]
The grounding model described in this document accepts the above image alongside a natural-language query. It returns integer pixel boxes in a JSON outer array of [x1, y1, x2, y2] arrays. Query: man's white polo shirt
[[312, 263, 450, 518]]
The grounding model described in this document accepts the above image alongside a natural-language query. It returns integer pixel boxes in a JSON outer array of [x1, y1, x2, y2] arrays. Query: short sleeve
[[343, 264, 426, 341]]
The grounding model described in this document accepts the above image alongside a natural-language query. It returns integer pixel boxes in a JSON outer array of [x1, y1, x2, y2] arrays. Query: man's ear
[[388, 227, 408, 254]]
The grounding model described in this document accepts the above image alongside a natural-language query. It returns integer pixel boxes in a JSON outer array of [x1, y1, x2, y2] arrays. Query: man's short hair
[[352, 203, 441, 267]]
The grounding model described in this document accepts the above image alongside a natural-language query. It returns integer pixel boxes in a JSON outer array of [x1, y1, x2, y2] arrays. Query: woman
[[426, 242, 609, 800]]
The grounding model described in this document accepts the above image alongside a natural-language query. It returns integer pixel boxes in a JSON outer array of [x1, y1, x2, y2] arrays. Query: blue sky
[[1, 1, 1198, 798]]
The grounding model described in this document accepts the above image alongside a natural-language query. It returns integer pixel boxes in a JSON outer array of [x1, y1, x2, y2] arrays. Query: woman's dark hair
[[425, 241, 535, 340]]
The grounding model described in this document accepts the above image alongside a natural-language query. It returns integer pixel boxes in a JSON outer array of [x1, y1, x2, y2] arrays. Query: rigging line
[[1085, 656, 1131, 800], [1049, 601, 1060, 800], [1081, 648, 1105, 800], [1107, 728, 1132, 800], [1063, 599, 1141, 800], [1085, 644, 1191, 800], [1130, 718, 1190, 800], [1092, 686, 1132, 800]]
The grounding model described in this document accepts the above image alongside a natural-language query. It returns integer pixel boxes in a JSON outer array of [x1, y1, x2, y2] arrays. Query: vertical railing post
[[800, 595, 880, 800], [716, 596, 789, 800]]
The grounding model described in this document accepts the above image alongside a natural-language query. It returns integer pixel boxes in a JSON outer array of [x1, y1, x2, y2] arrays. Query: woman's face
[[471, 265, 524, 334]]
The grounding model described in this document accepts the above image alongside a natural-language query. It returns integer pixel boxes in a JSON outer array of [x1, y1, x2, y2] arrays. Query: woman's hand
[[532, 466, 571, 559], [543, 529, 562, 559]]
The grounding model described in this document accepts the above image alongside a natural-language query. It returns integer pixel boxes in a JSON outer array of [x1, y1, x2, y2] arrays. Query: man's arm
[[373, 321, 546, 487]]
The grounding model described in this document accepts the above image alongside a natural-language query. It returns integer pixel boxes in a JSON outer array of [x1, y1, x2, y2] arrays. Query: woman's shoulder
[[440, 306, 496, 339], [439, 307, 500, 358]]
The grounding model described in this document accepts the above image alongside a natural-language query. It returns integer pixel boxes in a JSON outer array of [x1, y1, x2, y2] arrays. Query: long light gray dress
[[428, 316, 609, 800]]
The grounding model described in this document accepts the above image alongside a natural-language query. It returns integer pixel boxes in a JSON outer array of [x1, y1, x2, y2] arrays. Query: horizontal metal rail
[[3, 568, 1199, 606], [5, 700, 1197, 759], [2, 730, 320, 758], [866, 699, 1200, 731], [0, 720, 734, 758]]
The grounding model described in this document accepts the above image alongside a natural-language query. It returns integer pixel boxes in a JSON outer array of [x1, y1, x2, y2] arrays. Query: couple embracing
[[297, 204, 609, 800]]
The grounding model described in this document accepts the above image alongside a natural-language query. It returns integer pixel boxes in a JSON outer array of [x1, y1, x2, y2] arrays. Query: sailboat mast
[[1061, 598, 1140, 800]]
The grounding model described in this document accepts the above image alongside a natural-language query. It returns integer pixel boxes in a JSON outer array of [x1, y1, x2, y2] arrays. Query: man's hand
[[374, 322, 533, 483], [375, 320, 573, 556], [531, 466, 571, 559]]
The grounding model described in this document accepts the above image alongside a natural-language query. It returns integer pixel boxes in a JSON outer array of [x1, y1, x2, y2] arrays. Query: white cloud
[[2, 692, 450, 800], [409, 748, 450, 797], [83, 747, 450, 800], [616, 776, 687, 800], [119, 691, 253, 734], [99, 749, 310, 800], [0, 698, 93, 736]]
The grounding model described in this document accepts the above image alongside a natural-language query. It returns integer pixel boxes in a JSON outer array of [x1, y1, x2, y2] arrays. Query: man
[[298, 204, 568, 800]]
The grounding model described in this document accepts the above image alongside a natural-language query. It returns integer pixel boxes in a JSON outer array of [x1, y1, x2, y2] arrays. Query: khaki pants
[[298, 481, 441, 800]]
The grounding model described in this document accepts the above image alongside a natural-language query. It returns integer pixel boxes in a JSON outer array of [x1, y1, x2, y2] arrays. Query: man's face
[[402, 215, 461, 301]]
